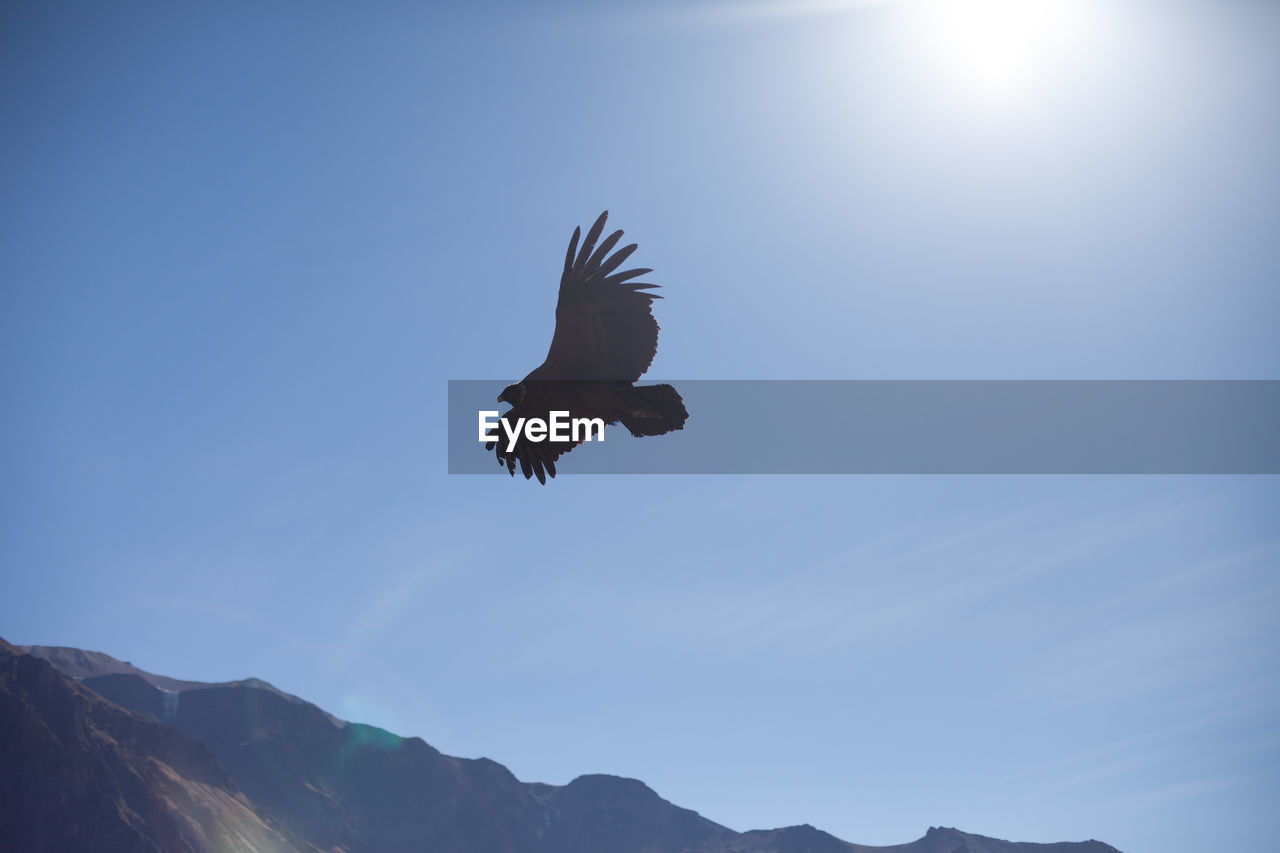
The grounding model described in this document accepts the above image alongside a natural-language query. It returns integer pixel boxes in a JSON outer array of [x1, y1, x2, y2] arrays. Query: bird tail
[[620, 384, 689, 437]]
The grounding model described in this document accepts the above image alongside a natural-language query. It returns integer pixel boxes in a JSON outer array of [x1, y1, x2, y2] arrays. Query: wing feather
[[595, 242, 638, 278], [487, 389, 591, 484], [573, 212, 609, 275], [563, 226, 581, 278], [605, 271, 654, 287], [532, 211, 663, 382], [586, 229, 624, 273]]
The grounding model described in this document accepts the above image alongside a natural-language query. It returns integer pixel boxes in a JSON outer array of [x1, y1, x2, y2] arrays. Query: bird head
[[497, 382, 526, 406]]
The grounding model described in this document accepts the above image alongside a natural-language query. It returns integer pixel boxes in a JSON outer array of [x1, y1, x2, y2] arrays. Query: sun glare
[[912, 0, 1097, 105]]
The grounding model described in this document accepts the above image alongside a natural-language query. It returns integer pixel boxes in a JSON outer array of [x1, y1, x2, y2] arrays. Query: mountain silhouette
[[4, 639, 1123, 853], [0, 638, 317, 853]]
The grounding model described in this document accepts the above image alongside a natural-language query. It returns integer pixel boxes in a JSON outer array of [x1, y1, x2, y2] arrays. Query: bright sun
[[912, 0, 1097, 105]]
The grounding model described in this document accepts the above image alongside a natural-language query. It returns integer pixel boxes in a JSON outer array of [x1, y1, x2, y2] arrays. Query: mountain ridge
[[0, 638, 319, 853], [6, 638, 1123, 853], [19, 643, 343, 726]]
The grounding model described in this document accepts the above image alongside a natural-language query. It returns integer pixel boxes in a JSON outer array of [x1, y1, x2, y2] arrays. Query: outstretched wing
[[484, 404, 585, 485], [529, 211, 661, 382]]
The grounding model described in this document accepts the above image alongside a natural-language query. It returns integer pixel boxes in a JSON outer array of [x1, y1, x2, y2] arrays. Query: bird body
[[488, 211, 687, 483]]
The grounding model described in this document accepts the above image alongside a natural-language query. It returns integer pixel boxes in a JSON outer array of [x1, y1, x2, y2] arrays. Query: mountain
[[19, 643, 342, 725], [0, 638, 316, 853], [5, 639, 1123, 853]]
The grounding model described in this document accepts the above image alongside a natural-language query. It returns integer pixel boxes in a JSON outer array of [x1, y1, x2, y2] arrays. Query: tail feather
[[620, 384, 688, 437]]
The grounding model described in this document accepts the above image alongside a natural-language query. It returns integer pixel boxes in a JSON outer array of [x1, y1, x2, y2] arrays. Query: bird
[[486, 211, 688, 483]]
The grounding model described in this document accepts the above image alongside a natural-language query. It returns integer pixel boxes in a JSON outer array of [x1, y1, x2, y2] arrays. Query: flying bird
[[487, 211, 688, 483]]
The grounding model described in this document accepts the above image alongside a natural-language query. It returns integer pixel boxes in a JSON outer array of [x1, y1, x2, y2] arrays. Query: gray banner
[[448, 380, 1280, 475]]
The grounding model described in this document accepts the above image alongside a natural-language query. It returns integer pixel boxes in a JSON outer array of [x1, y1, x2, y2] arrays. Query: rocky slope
[[6, 639, 1123, 853], [0, 639, 316, 853]]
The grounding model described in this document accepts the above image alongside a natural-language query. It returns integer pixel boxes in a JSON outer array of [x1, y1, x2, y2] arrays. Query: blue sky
[[2, 2, 1277, 852]]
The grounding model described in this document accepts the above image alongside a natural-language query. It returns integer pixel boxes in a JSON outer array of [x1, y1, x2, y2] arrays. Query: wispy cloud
[[1112, 775, 1243, 809], [613, 492, 1190, 660], [326, 540, 473, 673], [1010, 705, 1265, 789], [1017, 544, 1280, 705]]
